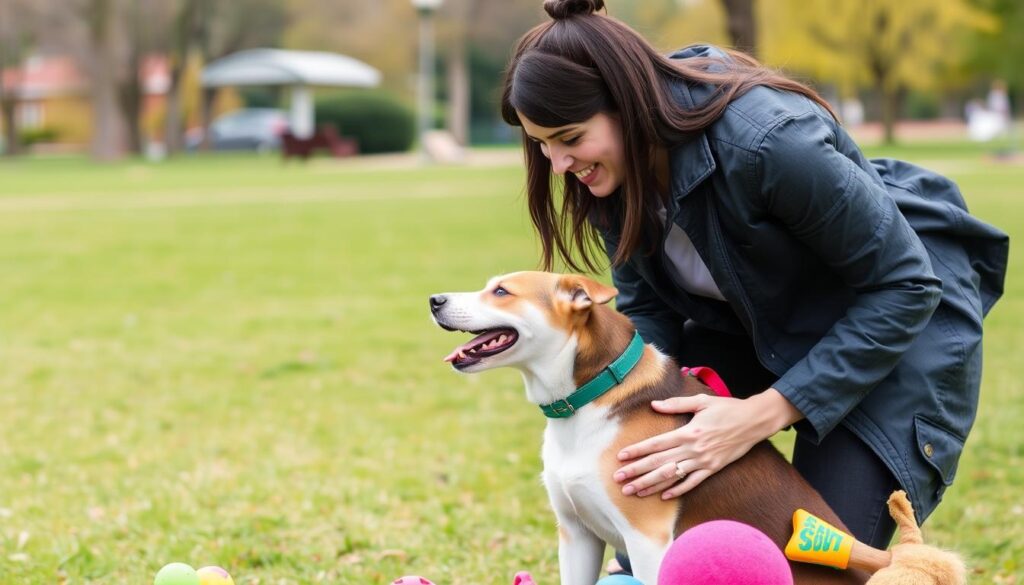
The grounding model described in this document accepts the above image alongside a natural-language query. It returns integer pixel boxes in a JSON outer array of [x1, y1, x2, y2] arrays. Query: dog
[[430, 271, 868, 584]]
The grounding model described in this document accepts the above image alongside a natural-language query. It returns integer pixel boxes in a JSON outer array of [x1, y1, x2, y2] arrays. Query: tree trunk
[[1, 95, 19, 156], [446, 37, 469, 146], [0, 1, 22, 156], [881, 86, 904, 145], [88, 0, 126, 161], [720, 0, 758, 58], [200, 86, 216, 151], [91, 61, 126, 160], [119, 51, 143, 155], [163, 64, 184, 153], [164, 0, 201, 155]]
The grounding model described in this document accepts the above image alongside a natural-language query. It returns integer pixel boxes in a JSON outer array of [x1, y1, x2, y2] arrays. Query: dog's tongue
[[442, 330, 505, 363]]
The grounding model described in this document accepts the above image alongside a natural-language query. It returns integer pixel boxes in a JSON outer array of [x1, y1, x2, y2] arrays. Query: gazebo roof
[[201, 48, 381, 88]]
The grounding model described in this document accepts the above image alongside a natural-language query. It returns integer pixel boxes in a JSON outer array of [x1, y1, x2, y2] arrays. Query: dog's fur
[[431, 272, 868, 584]]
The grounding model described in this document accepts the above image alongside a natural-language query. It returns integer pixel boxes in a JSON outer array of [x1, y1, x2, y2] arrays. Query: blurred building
[[1, 54, 171, 150]]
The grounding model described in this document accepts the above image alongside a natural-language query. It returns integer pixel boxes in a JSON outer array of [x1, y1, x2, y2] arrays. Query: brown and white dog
[[430, 271, 868, 585]]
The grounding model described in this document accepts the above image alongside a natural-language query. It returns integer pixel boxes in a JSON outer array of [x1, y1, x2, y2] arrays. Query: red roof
[[2, 54, 170, 99], [2, 56, 84, 98]]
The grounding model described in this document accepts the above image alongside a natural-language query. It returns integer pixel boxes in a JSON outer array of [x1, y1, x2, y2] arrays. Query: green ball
[[154, 562, 200, 585]]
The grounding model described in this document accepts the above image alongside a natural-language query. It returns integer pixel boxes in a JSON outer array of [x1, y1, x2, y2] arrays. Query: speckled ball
[[154, 562, 200, 585], [196, 566, 235, 585]]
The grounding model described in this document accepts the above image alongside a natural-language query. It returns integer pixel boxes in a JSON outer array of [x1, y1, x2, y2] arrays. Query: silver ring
[[674, 461, 688, 479]]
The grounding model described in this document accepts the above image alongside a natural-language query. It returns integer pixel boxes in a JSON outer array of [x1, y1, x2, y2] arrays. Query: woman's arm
[[613, 108, 941, 498], [755, 110, 941, 443]]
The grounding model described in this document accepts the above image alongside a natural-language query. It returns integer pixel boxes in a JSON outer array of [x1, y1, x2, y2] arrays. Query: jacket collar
[[665, 78, 717, 205]]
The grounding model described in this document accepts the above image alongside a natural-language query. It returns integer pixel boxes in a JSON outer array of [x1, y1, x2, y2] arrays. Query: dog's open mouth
[[443, 328, 518, 369]]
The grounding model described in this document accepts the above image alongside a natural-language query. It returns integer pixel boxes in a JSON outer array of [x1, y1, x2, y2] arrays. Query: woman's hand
[[612, 388, 801, 499]]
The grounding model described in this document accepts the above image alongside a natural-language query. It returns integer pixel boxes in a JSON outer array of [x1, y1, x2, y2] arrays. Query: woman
[[500, 0, 1008, 571]]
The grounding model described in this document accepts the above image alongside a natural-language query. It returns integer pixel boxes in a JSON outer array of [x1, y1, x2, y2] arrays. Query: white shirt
[[658, 206, 726, 301]]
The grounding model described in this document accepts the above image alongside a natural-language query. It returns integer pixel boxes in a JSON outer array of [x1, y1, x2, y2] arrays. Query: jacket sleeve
[[601, 235, 687, 361], [755, 111, 943, 443]]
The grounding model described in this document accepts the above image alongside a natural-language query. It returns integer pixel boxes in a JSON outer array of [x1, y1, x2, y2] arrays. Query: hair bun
[[543, 0, 604, 20]]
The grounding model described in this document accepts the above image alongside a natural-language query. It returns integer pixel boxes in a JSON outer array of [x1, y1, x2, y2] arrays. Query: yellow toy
[[785, 491, 966, 584]]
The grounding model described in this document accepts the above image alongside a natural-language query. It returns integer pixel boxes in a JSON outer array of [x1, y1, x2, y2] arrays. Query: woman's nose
[[549, 147, 574, 175]]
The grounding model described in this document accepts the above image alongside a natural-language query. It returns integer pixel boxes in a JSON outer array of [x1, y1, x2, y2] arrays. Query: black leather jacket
[[598, 45, 1008, 519]]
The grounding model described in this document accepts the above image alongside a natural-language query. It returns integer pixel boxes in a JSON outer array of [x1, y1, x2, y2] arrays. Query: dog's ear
[[560, 275, 618, 311]]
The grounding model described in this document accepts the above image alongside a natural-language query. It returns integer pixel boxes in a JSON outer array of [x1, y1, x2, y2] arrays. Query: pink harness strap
[[680, 366, 732, 398]]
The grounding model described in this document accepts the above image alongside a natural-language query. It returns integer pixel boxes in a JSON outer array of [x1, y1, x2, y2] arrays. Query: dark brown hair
[[501, 0, 837, 272]]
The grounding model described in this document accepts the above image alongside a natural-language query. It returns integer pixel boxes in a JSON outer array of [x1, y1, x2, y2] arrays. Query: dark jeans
[[614, 323, 897, 574]]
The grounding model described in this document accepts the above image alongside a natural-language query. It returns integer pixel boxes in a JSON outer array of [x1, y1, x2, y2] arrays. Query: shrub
[[315, 91, 415, 154], [19, 126, 60, 146], [903, 91, 941, 120]]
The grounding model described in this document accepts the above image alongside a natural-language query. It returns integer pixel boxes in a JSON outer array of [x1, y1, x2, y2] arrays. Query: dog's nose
[[429, 294, 447, 313]]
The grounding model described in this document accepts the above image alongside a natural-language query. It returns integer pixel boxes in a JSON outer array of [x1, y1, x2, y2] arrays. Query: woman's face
[[517, 111, 626, 198]]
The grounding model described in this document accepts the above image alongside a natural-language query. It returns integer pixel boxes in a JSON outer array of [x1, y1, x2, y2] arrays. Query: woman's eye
[[493, 286, 510, 297], [562, 135, 580, 145]]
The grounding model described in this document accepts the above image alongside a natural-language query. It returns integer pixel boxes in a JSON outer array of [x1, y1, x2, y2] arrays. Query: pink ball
[[658, 520, 793, 585], [392, 578, 435, 585]]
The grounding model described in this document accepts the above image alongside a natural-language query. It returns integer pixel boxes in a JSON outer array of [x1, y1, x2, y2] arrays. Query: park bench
[[281, 124, 358, 160]]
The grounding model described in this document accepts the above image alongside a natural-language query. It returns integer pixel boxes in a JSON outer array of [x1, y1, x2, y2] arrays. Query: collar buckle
[[551, 399, 575, 417]]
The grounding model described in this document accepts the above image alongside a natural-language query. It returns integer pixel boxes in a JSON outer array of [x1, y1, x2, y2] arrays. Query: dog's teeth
[[458, 350, 466, 359], [498, 335, 507, 344]]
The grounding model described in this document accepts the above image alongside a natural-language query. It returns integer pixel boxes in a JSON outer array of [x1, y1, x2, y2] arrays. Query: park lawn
[[0, 145, 1021, 584]]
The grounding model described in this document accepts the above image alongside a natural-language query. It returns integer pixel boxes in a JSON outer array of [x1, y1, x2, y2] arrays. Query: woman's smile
[[575, 163, 598, 184]]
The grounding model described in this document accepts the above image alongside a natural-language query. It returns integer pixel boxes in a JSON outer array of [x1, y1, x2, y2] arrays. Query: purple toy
[[658, 520, 793, 585], [392, 577, 435, 585], [513, 571, 537, 585]]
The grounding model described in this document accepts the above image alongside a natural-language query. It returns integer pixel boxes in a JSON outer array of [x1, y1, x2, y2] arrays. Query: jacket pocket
[[914, 414, 965, 486]]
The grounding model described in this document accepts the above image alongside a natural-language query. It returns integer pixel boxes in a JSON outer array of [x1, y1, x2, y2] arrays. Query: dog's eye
[[493, 286, 510, 297]]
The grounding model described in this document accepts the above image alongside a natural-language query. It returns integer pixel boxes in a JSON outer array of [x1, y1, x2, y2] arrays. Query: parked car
[[186, 108, 289, 152]]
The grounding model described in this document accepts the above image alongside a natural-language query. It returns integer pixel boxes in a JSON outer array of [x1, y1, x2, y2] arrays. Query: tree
[[83, 0, 129, 160], [161, 0, 204, 154], [28, 0, 135, 160], [437, 0, 542, 145], [438, 0, 474, 145], [621, 0, 730, 54], [282, 0, 543, 145], [283, 0, 414, 93], [763, 0, 995, 143], [194, 0, 287, 147], [0, 0, 37, 156], [963, 0, 1024, 119], [720, 0, 757, 57]]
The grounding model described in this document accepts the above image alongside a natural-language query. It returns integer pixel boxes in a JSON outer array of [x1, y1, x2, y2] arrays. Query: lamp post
[[412, 0, 443, 162]]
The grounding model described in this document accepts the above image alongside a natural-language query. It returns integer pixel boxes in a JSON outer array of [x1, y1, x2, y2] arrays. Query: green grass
[[0, 145, 1021, 583]]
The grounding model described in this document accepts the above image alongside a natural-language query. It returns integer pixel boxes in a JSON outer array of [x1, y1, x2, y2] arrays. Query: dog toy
[[658, 519, 793, 585], [598, 575, 644, 584], [196, 566, 235, 585], [154, 563, 200, 585], [393, 577, 436, 585], [513, 571, 537, 585], [785, 491, 965, 584]]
